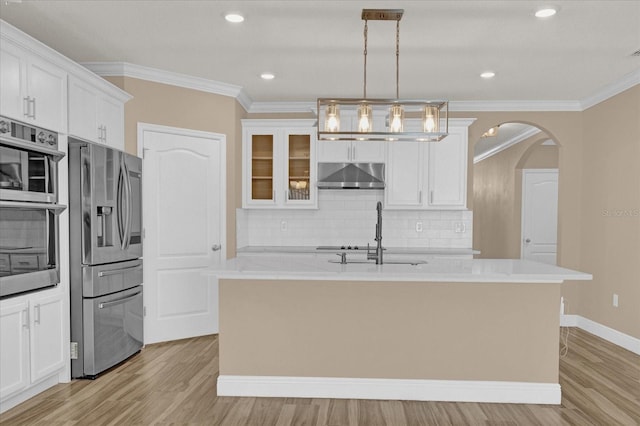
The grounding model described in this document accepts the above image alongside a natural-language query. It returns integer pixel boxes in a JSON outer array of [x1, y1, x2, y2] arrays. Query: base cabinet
[[0, 291, 65, 404]]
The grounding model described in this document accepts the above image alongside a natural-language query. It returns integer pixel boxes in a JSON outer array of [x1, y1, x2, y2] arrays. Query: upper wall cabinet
[[242, 119, 317, 209], [0, 39, 67, 132], [385, 119, 475, 210], [317, 140, 385, 163], [68, 76, 125, 150]]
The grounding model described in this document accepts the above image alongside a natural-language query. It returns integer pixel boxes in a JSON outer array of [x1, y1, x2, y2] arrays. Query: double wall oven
[[0, 116, 65, 299]]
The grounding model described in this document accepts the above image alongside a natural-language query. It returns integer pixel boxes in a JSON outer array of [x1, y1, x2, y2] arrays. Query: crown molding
[[82, 62, 252, 111], [248, 101, 317, 114], [580, 68, 640, 110], [474, 126, 542, 164], [449, 100, 582, 112], [81, 61, 638, 114]]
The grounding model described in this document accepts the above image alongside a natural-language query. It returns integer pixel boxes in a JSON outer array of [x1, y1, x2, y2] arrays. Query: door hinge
[[143, 306, 146, 317], [70, 342, 78, 360]]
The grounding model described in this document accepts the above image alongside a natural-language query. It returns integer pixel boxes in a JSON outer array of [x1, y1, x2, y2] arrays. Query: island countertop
[[205, 255, 592, 283]]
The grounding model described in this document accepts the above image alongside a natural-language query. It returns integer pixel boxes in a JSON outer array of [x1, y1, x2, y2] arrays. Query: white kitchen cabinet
[[0, 300, 30, 399], [317, 140, 385, 163], [0, 291, 64, 402], [384, 119, 474, 210], [0, 39, 67, 132], [384, 142, 425, 208], [242, 119, 317, 209], [68, 76, 125, 150], [427, 125, 469, 208]]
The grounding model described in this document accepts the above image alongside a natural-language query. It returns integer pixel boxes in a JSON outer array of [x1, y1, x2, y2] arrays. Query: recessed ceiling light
[[260, 72, 275, 80], [535, 8, 557, 18], [225, 13, 244, 23], [480, 71, 496, 79]]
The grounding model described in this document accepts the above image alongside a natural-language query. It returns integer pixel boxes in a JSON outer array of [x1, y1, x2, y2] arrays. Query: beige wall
[[107, 75, 639, 340], [473, 138, 559, 259], [579, 86, 640, 338], [220, 279, 561, 382], [104, 76, 244, 258]]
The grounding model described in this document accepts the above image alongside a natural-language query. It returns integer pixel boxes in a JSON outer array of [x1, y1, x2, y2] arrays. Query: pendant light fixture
[[318, 9, 448, 142]]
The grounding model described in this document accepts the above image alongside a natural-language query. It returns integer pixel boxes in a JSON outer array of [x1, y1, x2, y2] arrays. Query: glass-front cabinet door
[[242, 120, 316, 209], [249, 134, 274, 202], [286, 133, 311, 202]]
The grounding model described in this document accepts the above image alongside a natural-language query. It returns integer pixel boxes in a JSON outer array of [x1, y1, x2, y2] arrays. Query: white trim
[[80, 60, 639, 114], [217, 375, 561, 404], [561, 314, 640, 355], [83, 62, 252, 111], [474, 126, 542, 163], [248, 101, 317, 114], [449, 100, 583, 112], [0, 375, 59, 414], [580, 68, 640, 110]]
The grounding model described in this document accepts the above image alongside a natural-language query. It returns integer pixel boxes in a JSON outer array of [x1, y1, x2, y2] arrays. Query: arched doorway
[[472, 122, 560, 262]]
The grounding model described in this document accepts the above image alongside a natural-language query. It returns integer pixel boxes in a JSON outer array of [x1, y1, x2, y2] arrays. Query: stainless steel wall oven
[[0, 116, 65, 298]]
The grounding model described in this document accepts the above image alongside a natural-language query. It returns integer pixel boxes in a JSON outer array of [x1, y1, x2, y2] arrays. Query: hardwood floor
[[1, 328, 638, 425]]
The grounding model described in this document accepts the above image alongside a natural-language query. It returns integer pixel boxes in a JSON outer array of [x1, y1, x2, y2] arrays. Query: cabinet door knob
[[525, 238, 531, 243]]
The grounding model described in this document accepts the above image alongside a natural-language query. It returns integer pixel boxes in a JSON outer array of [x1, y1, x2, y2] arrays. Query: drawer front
[[83, 286, 143, 376], [82, 259, 143, 297]]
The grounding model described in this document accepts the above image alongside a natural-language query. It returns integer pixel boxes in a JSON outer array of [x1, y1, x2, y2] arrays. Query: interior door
[[139, 123, 225, 344], [521, 169, 558, 264]]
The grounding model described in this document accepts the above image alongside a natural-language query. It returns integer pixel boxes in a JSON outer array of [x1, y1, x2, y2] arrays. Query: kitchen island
[[205, 256, 591, 404]]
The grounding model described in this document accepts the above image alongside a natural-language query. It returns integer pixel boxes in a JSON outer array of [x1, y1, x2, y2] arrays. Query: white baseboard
[[0, 375, 59, 414], [217, 375, 561, 405], [561, 314, 640, 355]]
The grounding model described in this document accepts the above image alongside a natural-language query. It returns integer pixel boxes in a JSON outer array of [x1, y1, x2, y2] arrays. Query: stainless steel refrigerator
[[68, 138, 143, 379]]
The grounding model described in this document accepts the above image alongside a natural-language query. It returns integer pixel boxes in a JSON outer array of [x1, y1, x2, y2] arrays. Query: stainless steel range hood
[[317, 163, 385, 189]]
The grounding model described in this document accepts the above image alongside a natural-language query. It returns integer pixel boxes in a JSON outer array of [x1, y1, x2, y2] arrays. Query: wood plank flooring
[[1, 328, 638, 425]]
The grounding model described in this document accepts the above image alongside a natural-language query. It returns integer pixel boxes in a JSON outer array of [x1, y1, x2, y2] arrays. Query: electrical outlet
[[613, 293, 619, 307], [280, 221, 288, 232], [560, 296, 565, 315], [416, 221, 423, 232]]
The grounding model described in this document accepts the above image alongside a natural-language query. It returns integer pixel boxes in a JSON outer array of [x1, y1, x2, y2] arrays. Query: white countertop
[[237, 246, 480, 256], [205, 255, 592, 283]]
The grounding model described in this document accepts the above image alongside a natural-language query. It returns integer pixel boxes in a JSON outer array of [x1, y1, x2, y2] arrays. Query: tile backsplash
[[237, 190, 473, 248]]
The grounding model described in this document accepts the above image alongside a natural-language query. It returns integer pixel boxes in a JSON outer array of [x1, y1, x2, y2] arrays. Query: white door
[[521, 169, 558, 264], [139, 123, 225, 344]]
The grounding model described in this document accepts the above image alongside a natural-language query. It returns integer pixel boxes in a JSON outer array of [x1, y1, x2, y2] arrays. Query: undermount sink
[[328, 259, 427, 266]]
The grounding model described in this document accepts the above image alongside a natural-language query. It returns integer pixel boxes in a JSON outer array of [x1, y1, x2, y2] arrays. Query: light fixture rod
[[363, 19, 368, 98], [396, 18, 400, 99]]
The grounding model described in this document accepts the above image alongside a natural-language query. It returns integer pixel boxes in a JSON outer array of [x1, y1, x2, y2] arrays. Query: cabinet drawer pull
[[99, 290, 142, 309]]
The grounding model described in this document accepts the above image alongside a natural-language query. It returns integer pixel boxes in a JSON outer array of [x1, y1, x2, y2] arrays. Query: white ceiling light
[[535, 8, 557, 18], [224, 13, 244, 23], [480, 71, 496, 79], [260, 72, 275, 80], [317, 9, 449, 142]]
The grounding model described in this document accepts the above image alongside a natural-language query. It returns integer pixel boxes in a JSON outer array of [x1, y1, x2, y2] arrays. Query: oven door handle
[[98, 290, 142, 309], [0, 201, 66, 213]]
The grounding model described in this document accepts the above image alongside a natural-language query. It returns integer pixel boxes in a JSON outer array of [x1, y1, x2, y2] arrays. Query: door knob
[[524, 238, 531, 243], [211, 244, 221, 251]]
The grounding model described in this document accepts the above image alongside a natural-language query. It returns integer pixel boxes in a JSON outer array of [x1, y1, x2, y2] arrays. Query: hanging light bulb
[[357, 104, 372, 132], [389, 104, 404, 132], [423, 105, 440, 133], [325, 104, 340, 132]]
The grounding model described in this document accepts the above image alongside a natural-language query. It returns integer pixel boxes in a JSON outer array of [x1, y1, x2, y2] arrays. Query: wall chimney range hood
[[317, 163, 385, 189]]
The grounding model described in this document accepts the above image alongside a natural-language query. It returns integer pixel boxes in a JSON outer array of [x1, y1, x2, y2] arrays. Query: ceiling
[[1, 1, 638, 105]]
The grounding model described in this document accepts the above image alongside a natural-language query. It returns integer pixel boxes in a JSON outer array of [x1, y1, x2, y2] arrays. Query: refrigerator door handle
[[123, 157, 133, 251], [98, 290, 142, 309], [117, 154, 127, 250]]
